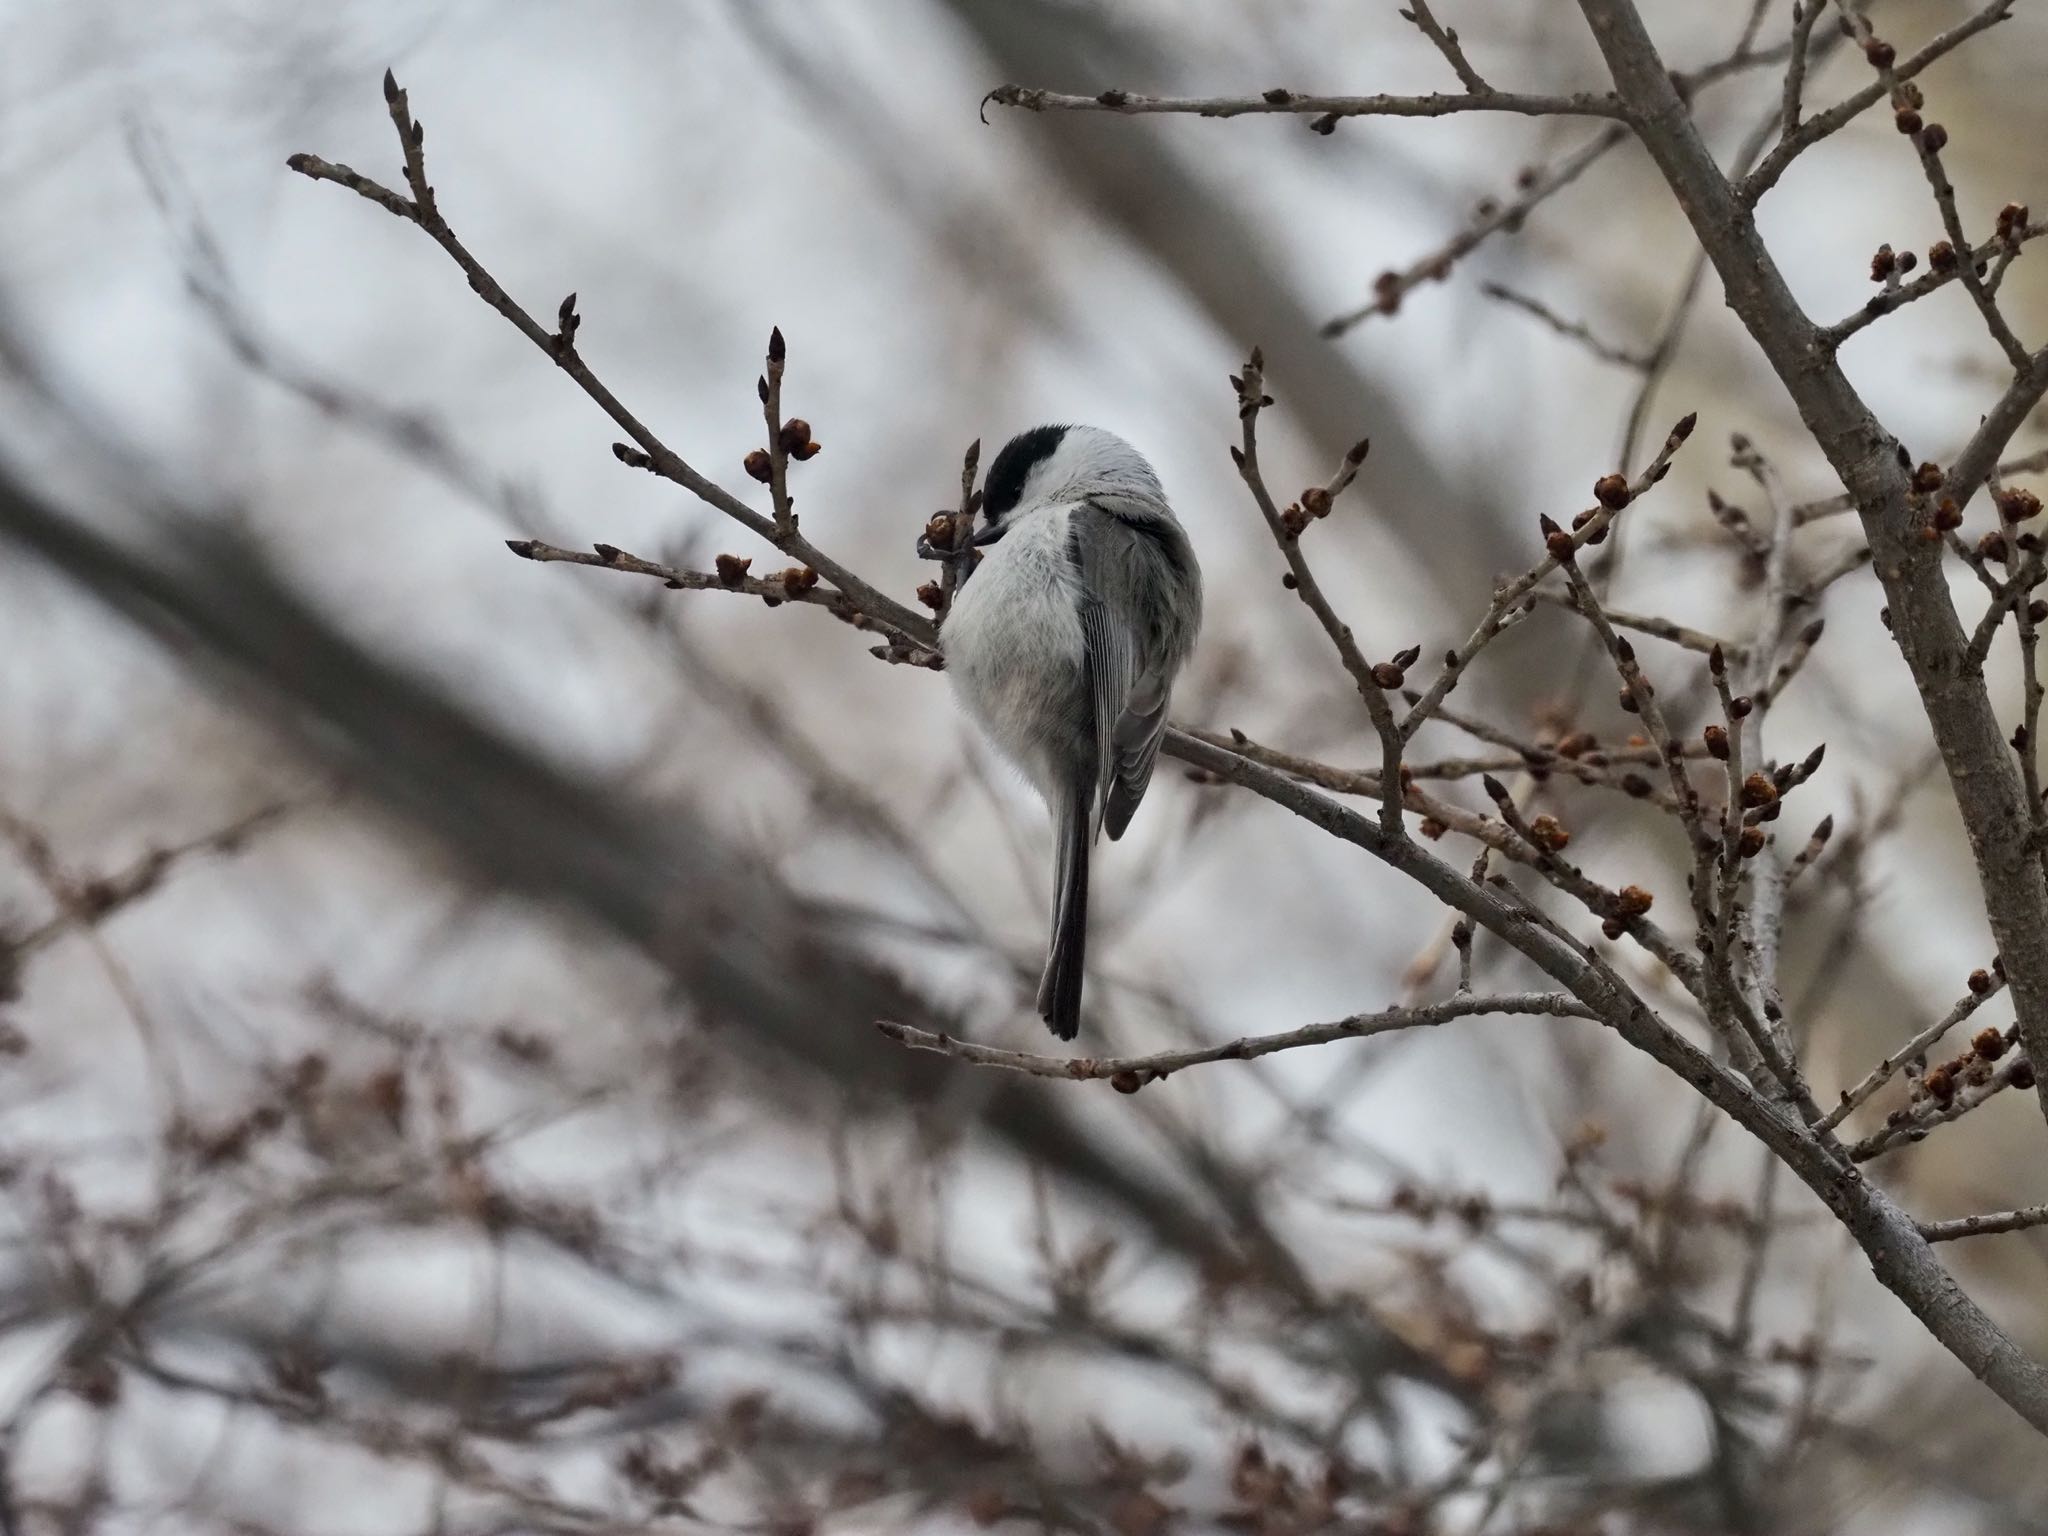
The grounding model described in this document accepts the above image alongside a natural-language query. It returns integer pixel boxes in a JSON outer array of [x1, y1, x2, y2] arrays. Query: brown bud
[[1670, 411, 1698, 445], [1593, 474, 1632, 510], [1894, 107, 1922, 135], [1919, 123, 1948, 153], [1613, 885, 1654, 918], [1262, 87, 1292, 105], [1995, 487, 2043, 523], [1730, 695, 1754, 719], [1863, 37, 1895, 67], [915, 581, 945, 610], [1418, 816, 1447, 840], [1968, 967, 1994, 995], [1740, 772, 1778, 809], [1929, 240, 1957, 271], [1704, 724, 1730, 760], [778, 418, 813, 454], [1738, 825, 1767, 858], [1618, 686, 1640, 714], [715, 553, 752, 587], [1934, 498, 1963, 531], [1973, 1027, 2010, 1059], [1912, 461, 1944, 493], [2011, 1059, 2037, 1090], [1280, 504, 1310, 537], [1281, 573, 1298, 590], [781, 566, 820, 596], [1546, 530, 1575, 561], [1371, 662, 1405, 689], [2030, 600, 2048, 624], [789, 439, 823, 461], [1601, 917, 1626, 940], [1923, 1065, 1955, 1104], [1870, 244, 1896, 281], [743, 449, 774, 484], [1109, 1070, 1144, 1094], [1528, 814, 1571, 853], [1556, 731, 1597, 759], [1302, 486, 1333, 518], [1979, 530, 2010, 563], [504, 539, 537, 559], [1895, 249, 1917, 274]]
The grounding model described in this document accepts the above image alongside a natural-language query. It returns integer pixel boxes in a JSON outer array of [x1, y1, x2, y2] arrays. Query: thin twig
[[1741, 0, 2019, 205], [981, 83, 1625, 126], [1481, 282, 1651, 369], [875, 992, 1594, 1084], [1819, 970, 2007, 1131], [1919, 1205, 2048, 1243]]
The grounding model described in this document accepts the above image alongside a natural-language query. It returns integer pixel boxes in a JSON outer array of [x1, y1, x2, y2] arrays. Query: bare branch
[[287, 81, 933, 652], [1324, 128, 1624, 334], [980, 83, 1625, 127], [1820, 968, 2008, 1131], [1920, 1205, 2048, 1243], [1741, 0, 2019, 206], [1401, 1, 1490, 94], [876, 992, 1593, 1084]]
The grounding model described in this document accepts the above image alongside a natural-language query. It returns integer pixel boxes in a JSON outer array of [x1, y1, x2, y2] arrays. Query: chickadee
[[927, 425, 1202, 1040]]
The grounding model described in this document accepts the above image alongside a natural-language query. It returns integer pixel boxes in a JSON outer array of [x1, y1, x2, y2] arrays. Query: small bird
[[929, 425, 1202, 1040]]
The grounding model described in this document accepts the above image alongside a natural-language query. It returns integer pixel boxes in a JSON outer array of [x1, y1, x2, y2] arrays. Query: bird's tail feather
[[1036, 775, 1091, 1040]]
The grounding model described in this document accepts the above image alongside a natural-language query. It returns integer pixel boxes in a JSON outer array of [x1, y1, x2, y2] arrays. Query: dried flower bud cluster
[[1869, 243, 1918, 281], [714, 553, 752, 587], [779, 418, 822, 461], [1995, 487, 2043, 524]]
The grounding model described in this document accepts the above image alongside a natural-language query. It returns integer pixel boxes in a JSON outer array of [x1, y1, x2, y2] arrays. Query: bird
[[927, 425, 1202, 1040]]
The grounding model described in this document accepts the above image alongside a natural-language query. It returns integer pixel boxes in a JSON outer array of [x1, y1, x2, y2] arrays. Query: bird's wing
[[1070, 502, 1198, 842]]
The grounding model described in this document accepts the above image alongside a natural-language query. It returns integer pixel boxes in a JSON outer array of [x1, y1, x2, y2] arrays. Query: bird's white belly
[[941, 509, 1087, 798]]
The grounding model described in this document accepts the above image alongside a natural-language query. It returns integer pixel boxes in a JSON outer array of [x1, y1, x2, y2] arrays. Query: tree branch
[[1574, 0, 2048, 1141], [876, 992, 1594, 1084]]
